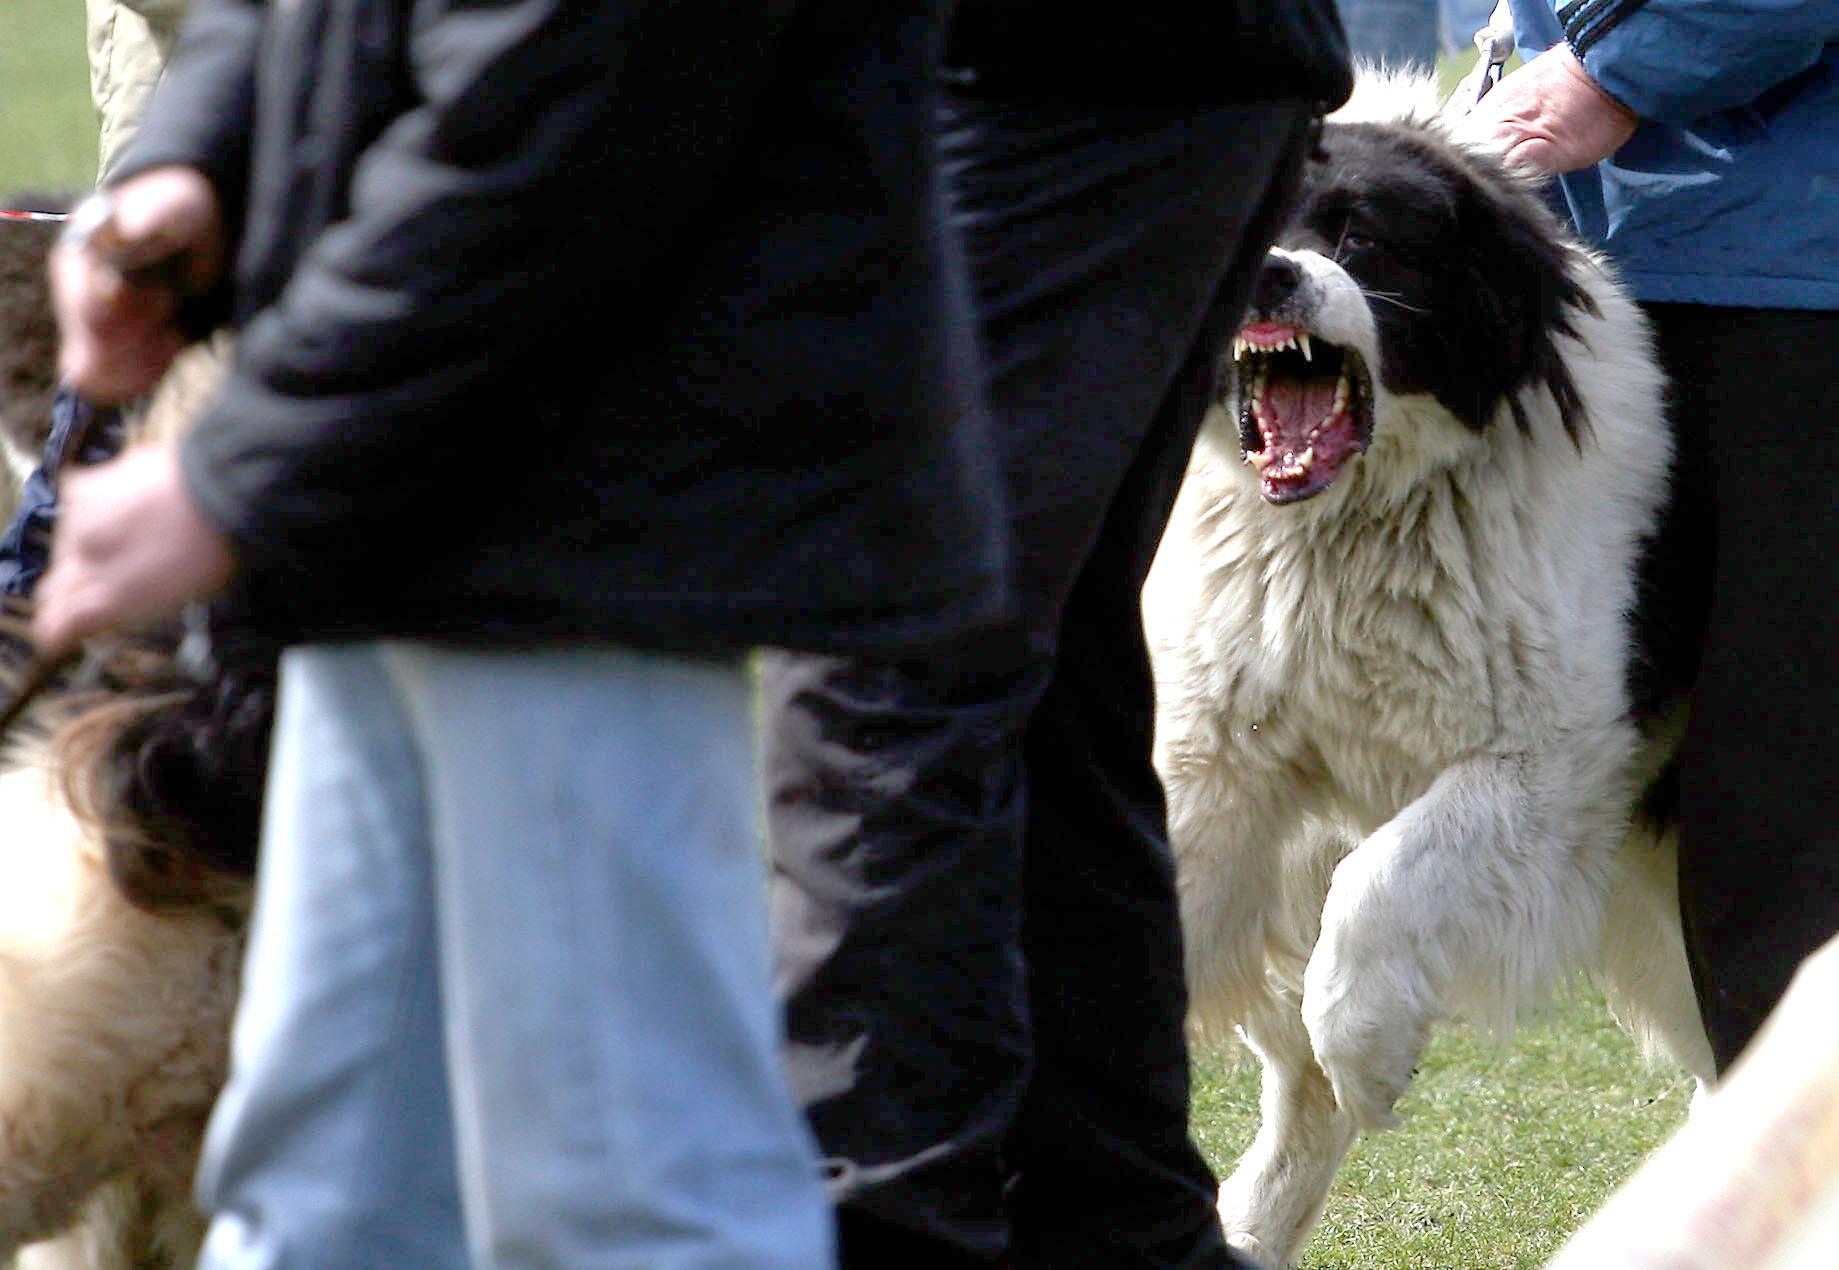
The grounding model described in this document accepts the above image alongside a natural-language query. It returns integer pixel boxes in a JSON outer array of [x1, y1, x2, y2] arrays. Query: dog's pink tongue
[[1262, 375, 1340, 453], [1255, 371, 1359, 502]]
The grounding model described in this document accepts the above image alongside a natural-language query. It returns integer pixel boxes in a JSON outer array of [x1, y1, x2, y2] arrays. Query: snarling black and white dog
[[1145, 73, 1713, 1268]]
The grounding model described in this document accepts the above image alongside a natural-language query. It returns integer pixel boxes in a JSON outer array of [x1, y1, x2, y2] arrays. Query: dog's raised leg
[[1301, 750, 1630, 1131], [1217, 988, 1357, 1270]]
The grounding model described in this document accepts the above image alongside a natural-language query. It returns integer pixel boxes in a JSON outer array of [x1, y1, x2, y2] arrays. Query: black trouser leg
[[767, 97, 1315, 1266], [1649, 304, 1839, 1072]]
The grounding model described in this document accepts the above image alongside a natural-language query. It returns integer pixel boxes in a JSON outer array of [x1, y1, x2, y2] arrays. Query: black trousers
[[764, 94, 1315, 1268], [1649, 303, 1839, 1073]]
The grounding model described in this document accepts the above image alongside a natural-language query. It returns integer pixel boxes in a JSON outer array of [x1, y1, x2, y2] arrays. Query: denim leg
[[381, 643, 832, 1270], [195, 644, 469, 1269]]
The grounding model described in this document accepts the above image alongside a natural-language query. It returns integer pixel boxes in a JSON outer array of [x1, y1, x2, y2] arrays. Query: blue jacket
[[1509, 0, 1839, 308]]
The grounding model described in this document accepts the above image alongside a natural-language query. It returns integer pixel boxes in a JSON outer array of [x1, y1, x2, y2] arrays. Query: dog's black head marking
[[1229, 117, 1599, 504]]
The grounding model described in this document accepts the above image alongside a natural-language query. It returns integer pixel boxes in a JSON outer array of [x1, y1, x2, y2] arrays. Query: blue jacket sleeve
[[1559, 0, 1839, 122]]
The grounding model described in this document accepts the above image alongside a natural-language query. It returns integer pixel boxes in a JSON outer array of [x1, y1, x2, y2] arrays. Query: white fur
[[1145, 83, 1715, 1268]]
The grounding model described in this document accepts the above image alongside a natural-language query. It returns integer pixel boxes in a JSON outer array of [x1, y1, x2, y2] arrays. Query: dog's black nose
[[1252, 254, 1301, 313]]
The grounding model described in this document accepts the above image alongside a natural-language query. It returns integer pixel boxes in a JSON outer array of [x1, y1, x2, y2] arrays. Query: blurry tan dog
[[0, 201, 264, 1269]]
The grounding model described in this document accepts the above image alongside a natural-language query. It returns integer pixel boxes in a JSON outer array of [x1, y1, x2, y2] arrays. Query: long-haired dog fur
[[0, 625, 269, 1270], [0, 202, 268, 1268], [1145, 73, 1714, 1268]]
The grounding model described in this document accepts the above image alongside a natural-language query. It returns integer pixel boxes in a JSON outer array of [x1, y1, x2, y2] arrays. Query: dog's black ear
[[1449, 159, 1598, 446], [114, 661, 274, 897]]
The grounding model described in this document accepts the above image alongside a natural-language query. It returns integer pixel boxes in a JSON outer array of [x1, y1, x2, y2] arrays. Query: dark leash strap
[[0, 393, 110, 748]]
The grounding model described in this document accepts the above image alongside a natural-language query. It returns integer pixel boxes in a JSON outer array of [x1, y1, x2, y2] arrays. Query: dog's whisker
[[1360, 288, 1428, 314]]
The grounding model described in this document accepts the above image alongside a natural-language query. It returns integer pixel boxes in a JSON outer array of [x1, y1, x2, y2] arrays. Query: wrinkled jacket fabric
[[116, 0, 1010, 657], [1510, 0, 1839, 308]]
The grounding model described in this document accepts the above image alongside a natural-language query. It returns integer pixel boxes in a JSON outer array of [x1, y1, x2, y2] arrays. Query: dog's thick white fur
[[1146, 73, 1716, 1268], [0, 739, 241, 1269]]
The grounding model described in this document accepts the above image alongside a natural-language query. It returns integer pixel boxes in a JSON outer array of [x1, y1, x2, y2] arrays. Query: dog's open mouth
[[1232, 321, 1375, 504]]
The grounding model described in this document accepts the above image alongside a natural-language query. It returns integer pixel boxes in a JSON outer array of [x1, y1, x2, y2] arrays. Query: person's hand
[[31, 443, 238, 656], [50, 165, 225, 403], [1458, 43, 1639, 175]]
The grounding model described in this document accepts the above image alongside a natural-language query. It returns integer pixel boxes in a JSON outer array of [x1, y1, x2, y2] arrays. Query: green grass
[[0, 0, 99, 195], [1191, 987, 1694, 1268]]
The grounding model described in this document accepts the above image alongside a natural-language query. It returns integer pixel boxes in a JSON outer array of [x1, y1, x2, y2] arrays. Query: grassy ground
[[0, 0, 98, 195], [1191, 987, 1694, 1268]]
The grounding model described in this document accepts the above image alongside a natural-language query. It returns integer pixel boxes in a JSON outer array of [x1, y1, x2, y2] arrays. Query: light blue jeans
[[195, 642, 832, 1269]]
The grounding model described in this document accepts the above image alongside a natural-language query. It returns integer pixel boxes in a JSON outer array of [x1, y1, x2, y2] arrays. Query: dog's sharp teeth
[[1299, 446, 1315, 470], [1299, 333, 1313, 362], [1331, 374, 1349, 414], [1234, 336, 1250, 361]]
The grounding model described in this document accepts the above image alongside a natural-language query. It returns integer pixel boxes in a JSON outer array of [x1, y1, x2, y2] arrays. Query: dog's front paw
[[1301, 893, 1436, 1132], [1223, 1227, 1287, 1270], [1217, 1171, 1291, 1270]]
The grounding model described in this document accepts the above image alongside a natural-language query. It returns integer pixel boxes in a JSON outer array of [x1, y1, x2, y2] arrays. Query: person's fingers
[[110, 167, 226, 296], [47, 168, 226, 402], [28, 448, 237, 655]]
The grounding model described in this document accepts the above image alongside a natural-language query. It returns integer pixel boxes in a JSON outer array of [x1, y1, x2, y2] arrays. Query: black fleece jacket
[[118, 0, 1010, 657]]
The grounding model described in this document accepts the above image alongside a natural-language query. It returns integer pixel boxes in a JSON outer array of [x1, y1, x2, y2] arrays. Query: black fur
[[1283, 123, 1598, 442], [0, 609, 276, 916]]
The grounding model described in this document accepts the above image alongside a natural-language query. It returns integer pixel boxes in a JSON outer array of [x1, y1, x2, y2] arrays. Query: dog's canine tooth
[[1299, 333, 1313, 362]]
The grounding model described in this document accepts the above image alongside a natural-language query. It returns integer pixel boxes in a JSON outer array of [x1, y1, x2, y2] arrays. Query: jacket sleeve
[[167, 0, 798, 581], [1559, 0, 1839, 122], [108, 0, 260, 230]]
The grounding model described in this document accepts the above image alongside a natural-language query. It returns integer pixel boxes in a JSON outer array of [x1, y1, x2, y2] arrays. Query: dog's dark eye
[[1340, 231, 1377, 254]]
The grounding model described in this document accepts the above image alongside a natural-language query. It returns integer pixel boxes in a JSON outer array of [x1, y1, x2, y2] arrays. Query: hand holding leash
[[29, 444, 238, 661], [51, 167, 224, 404], [1455, 23, 1639, 177], [1448, 0, 1517, 112], [1472, 0, 1516, 103]]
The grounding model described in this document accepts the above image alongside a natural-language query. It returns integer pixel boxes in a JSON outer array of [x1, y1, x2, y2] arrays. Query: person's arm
[[55, 0, 258, 400], [40, 0, 808, 648], [1461, 41, 1637, 173], [173, 0, 797, 585], [1560, 0, 1839, 124], [1466, 0, 1839, 174]]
